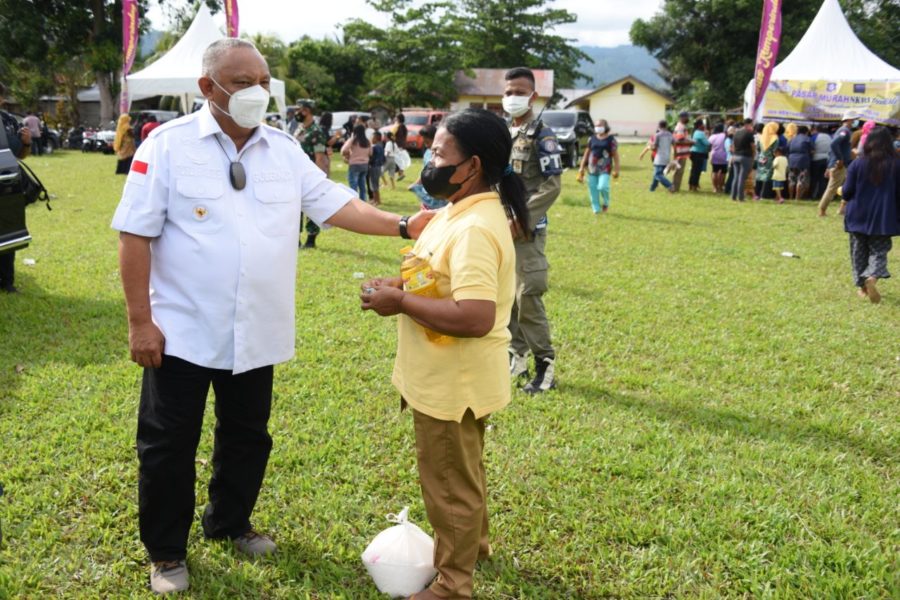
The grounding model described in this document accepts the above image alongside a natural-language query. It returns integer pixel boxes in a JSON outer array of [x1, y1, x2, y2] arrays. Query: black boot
[[302, 233, 317, 249]]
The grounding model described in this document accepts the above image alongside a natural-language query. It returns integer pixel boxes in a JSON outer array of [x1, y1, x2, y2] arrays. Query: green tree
[[344, 0, 589, 109], [450, 0, 590, 89], [283, 37, 368, 110], [631, 0, 900, 110], [343, 1, 460, 109]]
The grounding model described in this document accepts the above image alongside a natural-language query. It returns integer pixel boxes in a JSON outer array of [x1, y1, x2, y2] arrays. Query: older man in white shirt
[[112, 38, 432, 594]]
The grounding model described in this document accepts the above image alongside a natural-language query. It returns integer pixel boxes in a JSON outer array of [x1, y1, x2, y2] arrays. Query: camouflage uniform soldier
[[503, 67, 562, 393], [294, 101, 327, 248]]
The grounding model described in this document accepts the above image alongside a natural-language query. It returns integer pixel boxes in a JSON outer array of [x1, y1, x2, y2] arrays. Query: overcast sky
[[146, 0, 665, 48]]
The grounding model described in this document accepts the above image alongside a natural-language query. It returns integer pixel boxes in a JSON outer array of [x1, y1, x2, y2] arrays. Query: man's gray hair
[[202, 38, 259, 77]]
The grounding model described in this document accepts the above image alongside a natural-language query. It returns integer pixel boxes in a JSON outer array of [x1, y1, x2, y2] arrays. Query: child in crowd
[[368, 131, 386, 205], [772, 147, 788, 203], [382, 131, 398, 190]]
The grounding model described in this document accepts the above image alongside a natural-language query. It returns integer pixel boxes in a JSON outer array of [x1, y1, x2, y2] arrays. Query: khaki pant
[[413, 409, 489, 599], [818, 164, 846, 213], [509, 232, 555, 361]]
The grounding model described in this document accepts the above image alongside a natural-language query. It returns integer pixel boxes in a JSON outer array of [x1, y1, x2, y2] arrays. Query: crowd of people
[[570, 110, 897, 304], [637, 110, 900, 212], [631, 110, 899, 301]]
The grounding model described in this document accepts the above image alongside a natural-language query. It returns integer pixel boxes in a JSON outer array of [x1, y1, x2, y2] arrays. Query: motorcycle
[[65, 127, 84, 150], [80, 128, 112, 153]]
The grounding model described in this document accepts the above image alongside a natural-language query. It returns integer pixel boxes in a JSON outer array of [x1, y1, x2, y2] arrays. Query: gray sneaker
[[233, 530, 277, 556], [509, 351, 529, 380], [150, 560, 188, 594]]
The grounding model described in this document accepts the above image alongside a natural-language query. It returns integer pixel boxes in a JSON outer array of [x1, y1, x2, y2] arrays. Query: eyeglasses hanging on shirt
[[213, 134, 247, 191]]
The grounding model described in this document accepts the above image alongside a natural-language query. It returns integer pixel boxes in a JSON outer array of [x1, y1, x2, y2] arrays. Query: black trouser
[[137, 355, 274, 562], [810, 158, 828, 200], [0, 252, 14, 290], [688, 152, 705, 188], [301, 213, 320, 237], [724, 162, 735, 195]]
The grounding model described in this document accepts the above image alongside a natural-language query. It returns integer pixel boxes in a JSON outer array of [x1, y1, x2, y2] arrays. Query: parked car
[[540, 110, 594, 168], [131, 110, 180, 124], [0, 115, 30, 255], [11, 114, 61, 154], [380, 108, 449, 154], [328, 111, 372, 140], [41, 127, 61, 154]]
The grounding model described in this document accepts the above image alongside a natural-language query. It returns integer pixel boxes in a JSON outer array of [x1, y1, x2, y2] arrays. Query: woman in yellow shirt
[[361, 108, 529, 600]]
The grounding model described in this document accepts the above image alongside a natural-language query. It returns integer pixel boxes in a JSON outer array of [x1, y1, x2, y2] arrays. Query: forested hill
[[576, 45, 666, 90]]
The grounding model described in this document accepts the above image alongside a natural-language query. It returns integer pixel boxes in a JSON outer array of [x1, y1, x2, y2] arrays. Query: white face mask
[[595, 126, 606, 134], [502, 94, 532, 118], [210, 77, 270, 129]]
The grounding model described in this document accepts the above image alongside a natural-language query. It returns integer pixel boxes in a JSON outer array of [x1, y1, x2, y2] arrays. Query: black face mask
[[421, 159, 472, 199]]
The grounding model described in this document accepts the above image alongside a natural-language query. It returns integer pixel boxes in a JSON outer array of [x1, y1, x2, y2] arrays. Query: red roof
[[454, 69, 554, 98]]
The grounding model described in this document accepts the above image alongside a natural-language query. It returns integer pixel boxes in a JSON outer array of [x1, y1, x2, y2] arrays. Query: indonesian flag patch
[[126, 159, 149, 186]]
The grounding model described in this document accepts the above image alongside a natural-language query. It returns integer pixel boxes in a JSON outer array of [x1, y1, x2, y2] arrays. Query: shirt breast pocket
[[176, 178, 224, 234], [254, 180, 298, 237]]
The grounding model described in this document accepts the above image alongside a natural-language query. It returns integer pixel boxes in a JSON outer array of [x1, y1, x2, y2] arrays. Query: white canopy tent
[[744, 0, 900, 121], [124, 4, 286, 116]]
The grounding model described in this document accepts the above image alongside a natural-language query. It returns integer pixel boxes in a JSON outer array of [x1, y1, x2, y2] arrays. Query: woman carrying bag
[[361, 108, 529, 599]]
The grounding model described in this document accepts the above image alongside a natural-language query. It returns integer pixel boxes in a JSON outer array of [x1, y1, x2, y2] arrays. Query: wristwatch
[[398, 215, 411, 239]]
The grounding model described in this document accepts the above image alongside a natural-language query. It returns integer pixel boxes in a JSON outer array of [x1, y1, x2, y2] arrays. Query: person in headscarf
[[856, 120, 876, 157], [784, 122, 798, 142], [114, 113, 136, 175], [754, 122, 780, 200]]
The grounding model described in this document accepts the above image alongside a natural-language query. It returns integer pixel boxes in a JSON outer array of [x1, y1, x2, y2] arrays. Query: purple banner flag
[[122, 0, 139, 75], [225, 0, 240, 38], [752, 0, 782, 119]]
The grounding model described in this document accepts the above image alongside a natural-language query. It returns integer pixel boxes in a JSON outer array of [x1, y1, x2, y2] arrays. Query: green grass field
[[0, 147, 897, 599]]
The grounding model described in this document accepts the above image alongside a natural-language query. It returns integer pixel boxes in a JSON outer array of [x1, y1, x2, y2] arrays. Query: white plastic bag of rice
[[361, 506, 437, 597]]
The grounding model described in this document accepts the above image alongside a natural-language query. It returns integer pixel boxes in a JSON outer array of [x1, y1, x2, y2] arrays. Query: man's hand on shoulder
[[407, 209, 438, 239], [129, 321, 165, 368]]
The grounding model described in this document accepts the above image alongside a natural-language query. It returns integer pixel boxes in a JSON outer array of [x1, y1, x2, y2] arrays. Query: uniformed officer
[[503, 67, 562, 394], [294, 99, 327, 248], [111, 38, 433, 595]]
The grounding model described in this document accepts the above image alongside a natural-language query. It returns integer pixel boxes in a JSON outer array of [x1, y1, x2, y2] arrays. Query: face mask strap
[[455, 156, 478, 187], [209, 76, 232, 97]]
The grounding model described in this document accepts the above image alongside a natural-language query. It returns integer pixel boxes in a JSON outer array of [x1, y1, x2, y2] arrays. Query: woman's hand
[[361, 277, 402, 292], [360, 284, 404, 316], [576, 169, 585, 184]]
